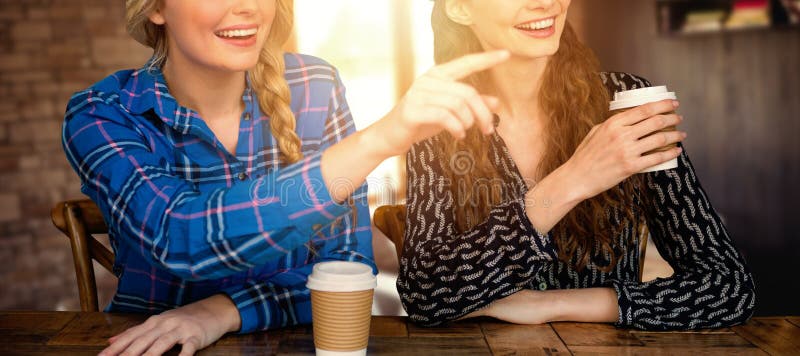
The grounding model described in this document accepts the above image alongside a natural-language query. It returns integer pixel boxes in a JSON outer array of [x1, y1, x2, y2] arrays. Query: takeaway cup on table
[[307, 261, 377, 356]]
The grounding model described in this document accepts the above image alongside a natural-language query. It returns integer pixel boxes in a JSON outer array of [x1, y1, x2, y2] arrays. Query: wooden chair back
[[51, 199, 114, 311], [637, 224, 649, 282], [372, 205, 407, 261]]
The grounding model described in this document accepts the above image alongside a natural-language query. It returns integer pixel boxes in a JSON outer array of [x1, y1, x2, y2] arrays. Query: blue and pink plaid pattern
[[62, 53, 375, 333]]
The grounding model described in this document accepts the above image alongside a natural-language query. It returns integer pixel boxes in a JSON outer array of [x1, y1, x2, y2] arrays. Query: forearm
[[473, 288, 619, 324], [545, 288, 619, 323], [321, 117, 397, 203], [524, 163, 587, 234]]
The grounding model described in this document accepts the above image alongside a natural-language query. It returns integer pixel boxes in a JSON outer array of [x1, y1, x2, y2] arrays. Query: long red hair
[[431, 2, 647, 270]]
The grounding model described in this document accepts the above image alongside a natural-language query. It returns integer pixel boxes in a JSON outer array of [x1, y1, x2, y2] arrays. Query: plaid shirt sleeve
[[221, 69, 375, 332], [63, 100, 352, 283]]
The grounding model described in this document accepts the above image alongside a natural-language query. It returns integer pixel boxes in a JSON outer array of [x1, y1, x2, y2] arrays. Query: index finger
[[429, 50, 510, 80], [99, 324, 151, 356], [617, 99, 679, 126]]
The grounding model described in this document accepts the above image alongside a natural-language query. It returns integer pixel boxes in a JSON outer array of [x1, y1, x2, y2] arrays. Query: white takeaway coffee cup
[[610, 86, 680, 173], [306, 261, 377, 356]]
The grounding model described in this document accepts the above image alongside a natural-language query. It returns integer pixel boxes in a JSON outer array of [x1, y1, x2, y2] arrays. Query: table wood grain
[[0, 312, 797, 355]]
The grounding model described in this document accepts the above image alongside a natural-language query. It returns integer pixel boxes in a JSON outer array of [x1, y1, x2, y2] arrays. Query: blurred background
[[0, 0, 797, 317]]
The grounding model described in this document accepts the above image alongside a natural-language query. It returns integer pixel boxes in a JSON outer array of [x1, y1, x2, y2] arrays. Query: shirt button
[[539, 282, 547, 291], [238, 172, 248, 181], [243, 113, 252, 121]]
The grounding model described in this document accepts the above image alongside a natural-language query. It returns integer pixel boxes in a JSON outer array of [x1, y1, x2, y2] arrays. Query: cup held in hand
[[307, 261, 377, 356], [610, 86, 680, 173]]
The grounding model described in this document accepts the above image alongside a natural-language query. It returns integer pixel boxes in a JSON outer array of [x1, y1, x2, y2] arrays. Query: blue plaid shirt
[[62, 53, 375, 333]]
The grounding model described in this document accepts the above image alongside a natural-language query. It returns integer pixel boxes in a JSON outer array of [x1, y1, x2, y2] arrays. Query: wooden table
[[1, 312, 798, 355]]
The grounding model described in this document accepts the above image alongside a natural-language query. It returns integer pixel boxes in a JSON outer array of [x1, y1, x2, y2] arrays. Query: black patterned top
[[396, 72, 756, 330]]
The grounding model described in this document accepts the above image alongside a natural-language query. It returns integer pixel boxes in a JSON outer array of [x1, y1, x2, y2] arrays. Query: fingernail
[[679, 115, 684, 121], [673, 100, 680, 108], [682, 132, 688, 138]]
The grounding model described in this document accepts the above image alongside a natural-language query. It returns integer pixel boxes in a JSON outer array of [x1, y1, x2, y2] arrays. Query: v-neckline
[[489, 131, 533, 192]]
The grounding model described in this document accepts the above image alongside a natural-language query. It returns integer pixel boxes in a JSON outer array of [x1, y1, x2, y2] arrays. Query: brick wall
[[0, 1, 151, 310]]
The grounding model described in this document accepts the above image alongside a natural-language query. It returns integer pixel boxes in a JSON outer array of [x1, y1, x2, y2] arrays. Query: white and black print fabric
[[397, 72, 756, 330]]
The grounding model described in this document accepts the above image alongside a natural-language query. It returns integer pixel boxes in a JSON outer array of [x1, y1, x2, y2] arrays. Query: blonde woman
[[398, 0, 756, 330], [63, 0, 508, 354]]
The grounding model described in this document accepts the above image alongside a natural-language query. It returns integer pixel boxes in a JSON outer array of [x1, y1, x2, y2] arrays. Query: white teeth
[[517, 18, 555, 30], [216, 28, 258, 38]]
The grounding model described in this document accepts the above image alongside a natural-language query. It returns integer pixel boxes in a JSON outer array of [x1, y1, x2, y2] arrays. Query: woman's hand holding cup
[[562, 99, 686, 201], [375, 50, 510, 156]]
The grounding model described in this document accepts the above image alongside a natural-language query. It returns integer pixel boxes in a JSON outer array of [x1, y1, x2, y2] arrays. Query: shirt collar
[[122, 58, 255, 135]]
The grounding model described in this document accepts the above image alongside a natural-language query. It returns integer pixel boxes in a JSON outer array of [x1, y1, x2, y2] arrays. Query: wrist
[[205, 294, 242, 333], [539, 288, 620, 323], [362, 116, 407, 158], [524, 164, 586, 217], [540, 290, 568, 322], [550, 162, 591, 204]]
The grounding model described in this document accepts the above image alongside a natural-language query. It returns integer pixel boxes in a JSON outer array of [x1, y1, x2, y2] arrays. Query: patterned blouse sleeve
[[397, 137, 557, 326], [600, 73, 755, 330], [607, 145, 756, 330]]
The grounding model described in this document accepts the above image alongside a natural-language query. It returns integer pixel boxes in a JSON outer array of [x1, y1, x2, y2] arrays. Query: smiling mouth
[[514, 17, 556, 31], [215, 28, 258, 40]]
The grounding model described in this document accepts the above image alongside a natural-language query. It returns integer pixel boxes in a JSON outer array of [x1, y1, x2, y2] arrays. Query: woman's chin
[[216, 59, 260, 73], [509, 46, 560, 61]]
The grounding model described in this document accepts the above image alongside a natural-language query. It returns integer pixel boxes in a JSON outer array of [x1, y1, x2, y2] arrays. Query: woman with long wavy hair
[[65, 0, 511, 354], [398, 0, 755, 330]]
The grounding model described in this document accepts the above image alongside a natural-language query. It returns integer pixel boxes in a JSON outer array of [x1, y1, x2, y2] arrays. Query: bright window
[[294, 0, 435, 207]]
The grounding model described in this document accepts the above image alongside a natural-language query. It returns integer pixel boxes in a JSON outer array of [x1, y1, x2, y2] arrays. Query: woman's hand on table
[[98, 294, 240, 356]]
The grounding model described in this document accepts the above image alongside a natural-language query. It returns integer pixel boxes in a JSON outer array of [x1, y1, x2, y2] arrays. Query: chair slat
[[374, 205, 407, 260], [51, 199, 115, 312]]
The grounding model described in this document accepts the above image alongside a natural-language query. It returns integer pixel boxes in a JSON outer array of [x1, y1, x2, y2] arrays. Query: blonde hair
[[431, 1, 648, 271], [125, 0, 303, 164]]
